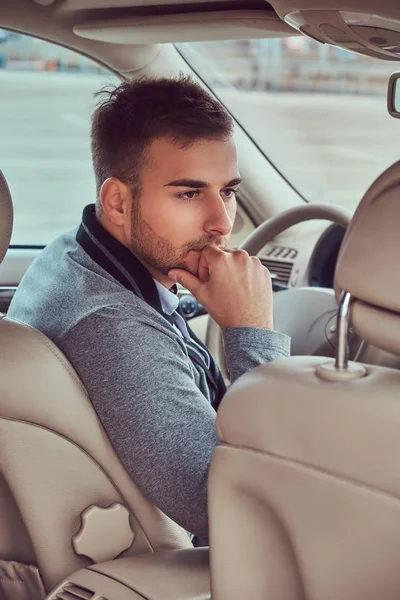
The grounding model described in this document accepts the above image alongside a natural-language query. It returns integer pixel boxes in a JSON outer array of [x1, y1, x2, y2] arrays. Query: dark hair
[[91, 75, 234, 205]]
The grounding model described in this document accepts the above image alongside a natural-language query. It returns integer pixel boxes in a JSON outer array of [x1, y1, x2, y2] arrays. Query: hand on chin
[[180, 251, 202, 279]]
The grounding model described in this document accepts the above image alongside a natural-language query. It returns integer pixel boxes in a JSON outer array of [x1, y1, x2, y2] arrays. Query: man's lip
[[188, 246, 206, 252], [190, 243, 224, 251]]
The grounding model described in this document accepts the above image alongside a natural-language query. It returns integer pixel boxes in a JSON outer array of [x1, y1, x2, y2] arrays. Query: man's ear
[[100, 177, 131, 227]]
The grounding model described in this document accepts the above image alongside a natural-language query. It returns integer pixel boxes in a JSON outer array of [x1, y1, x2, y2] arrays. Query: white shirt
[[154, 279, 210, 368]]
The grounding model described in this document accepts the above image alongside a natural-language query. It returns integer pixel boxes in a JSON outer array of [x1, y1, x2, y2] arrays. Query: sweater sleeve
[[223, 327, 291, 382]]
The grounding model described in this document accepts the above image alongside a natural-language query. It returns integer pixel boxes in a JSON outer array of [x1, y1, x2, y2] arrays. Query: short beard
[[129, 200, 226, 277]]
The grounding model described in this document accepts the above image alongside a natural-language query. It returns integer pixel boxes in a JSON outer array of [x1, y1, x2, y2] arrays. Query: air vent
[[55, 583, 95, 600], [261, 259, 293, 286], [264, 245, 298, 260]]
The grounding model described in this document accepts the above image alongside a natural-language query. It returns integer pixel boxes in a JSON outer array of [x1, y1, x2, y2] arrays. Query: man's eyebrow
[[164, 179, 208, 188], [225, 177, 242, 187], [164, 177, 242, 188]]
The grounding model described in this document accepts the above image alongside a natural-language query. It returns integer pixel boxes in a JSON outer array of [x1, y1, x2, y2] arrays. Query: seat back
[[208, 161, 400, 600], [0, 171, 190, 597]]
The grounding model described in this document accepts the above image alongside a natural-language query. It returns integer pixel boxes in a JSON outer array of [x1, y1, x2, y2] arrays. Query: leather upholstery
[[0, 173, 191, 597], [209, 161, 400, 600], [0, 560, 45, 600], [335, 160, 400, 353], [47, 549, 210, 600], [352, 300, 400, 356], [90, 548, 210, 600], [209, 357, 400, 600], [0, 313, 192, 595], [216, 356, 400, 501], [0, 170, 13, 264]]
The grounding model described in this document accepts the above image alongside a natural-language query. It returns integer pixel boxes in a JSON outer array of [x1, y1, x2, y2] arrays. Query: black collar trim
[[76, 204, 163, 314]]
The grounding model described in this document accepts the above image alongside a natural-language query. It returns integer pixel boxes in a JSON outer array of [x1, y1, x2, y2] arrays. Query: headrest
[[0, 170, 13, 264], [335, 160, 400, 355]]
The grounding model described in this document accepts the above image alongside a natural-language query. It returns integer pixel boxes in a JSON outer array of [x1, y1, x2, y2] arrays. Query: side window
[[0, 32, 118, 245]]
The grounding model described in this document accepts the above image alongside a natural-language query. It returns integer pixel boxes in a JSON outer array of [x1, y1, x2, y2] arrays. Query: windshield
[[1, 33, 398, 246], [178, 38, 398, 209]]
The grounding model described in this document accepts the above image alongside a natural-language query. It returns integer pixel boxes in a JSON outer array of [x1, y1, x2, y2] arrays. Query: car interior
[[1, 0, 400, 598]]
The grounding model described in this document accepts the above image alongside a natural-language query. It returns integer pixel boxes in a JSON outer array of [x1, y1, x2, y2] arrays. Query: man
[[8, 75, 290, 541]]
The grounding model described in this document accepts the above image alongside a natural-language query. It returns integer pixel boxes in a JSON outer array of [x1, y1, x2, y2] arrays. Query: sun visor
[[73, 10, 296, 44]]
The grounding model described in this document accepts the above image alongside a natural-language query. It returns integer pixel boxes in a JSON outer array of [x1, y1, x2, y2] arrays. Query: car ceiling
[[1, 0, 400, 74], [0, 0, 295, 74]]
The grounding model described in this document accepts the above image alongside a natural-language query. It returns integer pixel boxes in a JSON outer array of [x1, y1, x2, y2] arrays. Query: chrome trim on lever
[[335, 290, 353, 370]]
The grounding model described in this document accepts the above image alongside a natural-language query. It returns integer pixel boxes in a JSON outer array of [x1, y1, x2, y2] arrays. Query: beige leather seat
[[208, 161, 400, 600], [0, 170, 192, 599]]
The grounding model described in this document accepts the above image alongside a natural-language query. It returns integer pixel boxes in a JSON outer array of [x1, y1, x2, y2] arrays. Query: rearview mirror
[[388, 73, 400, 118]]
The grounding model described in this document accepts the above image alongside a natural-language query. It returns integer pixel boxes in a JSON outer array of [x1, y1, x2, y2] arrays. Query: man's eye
[[222, 188, 238, 199], [178, 190, 199, 201]]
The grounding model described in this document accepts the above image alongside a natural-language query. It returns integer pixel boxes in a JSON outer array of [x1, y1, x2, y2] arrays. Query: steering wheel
[[206, 203, 356, 381]]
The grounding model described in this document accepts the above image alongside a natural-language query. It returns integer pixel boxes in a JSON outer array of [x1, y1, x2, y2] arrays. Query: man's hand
[[168, 245, 274, 330]]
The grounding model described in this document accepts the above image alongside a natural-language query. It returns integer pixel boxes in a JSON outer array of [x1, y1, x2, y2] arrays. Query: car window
[[178, 38, 399, 210], [0, 31, 118, 245]]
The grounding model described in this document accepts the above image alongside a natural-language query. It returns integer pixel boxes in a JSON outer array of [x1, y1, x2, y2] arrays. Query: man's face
[[128, 136, 240, 279]]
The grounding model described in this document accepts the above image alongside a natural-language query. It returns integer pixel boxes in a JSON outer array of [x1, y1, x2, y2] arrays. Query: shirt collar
[[154, 280, 179, 316]]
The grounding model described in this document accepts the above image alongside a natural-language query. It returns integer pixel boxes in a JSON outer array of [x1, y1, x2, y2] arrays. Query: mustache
[[183, 235, 227, 253]]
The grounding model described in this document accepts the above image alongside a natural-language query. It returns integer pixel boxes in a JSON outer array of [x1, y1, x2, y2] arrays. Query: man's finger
[[201, 244, 226, 258], [197, 250, 210, 283], [168, 269, 203, 296], [198, 244, 228, 280]]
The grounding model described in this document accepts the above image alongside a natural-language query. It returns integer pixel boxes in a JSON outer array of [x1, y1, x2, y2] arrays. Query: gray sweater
[[8, 212, 290, 539]]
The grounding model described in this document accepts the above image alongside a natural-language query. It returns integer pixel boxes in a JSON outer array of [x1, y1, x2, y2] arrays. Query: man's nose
[[204, 195, 233, 237]]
